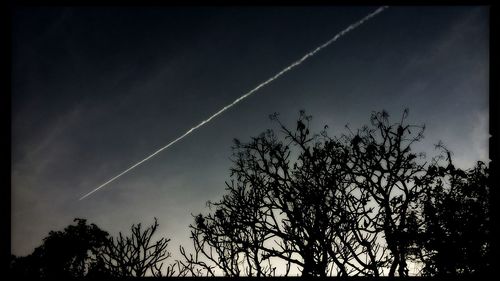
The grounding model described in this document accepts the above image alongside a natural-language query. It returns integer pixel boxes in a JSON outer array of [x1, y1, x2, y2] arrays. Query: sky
[[11, 5, 489, 264]]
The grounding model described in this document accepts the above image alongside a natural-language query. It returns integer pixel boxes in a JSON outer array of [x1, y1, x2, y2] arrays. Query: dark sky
[[11, 6, 488, 261]]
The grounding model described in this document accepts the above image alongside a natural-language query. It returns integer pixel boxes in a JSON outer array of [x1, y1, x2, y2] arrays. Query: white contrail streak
[[79, 6, 389, 200]]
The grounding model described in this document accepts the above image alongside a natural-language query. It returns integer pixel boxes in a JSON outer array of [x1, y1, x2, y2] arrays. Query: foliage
[[10, 218, 110, 278], [416, 159, 490, 276]]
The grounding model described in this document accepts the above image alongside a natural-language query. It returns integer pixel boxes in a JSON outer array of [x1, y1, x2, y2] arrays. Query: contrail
[[79, 6, 389, 200]]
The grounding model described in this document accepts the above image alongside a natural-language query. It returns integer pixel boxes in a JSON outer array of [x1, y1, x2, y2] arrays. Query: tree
[[182, 111, 393, 276], [9, 253, 42, 278], [416, 157, 490, 276], [10, 218, 175, 278], [101, 217, 173, 277], [9, 110, 489, 278], [180, 109, 490, 277], [338, 109, 429, 276], [10, 218, 110, 278]]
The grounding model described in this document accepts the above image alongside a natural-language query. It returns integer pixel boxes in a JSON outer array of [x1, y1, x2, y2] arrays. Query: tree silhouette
[[9, 253, 42, 278], [9, 218, 175, 278], [101, 217, 172, 277], [180, 109, 490, 277], [182, 111, 396, 276], [9, 110, 490, 278], [10, 218, 110, 278], [416, 157, 490, 276], [338, 109, 430, 276]]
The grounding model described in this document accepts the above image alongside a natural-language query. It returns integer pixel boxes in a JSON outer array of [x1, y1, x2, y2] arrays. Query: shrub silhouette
[[10, 218, 110, 278], [416, 159, 490, 276]]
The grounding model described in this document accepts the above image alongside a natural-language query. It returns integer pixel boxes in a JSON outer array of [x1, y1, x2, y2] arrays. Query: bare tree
[[101, 218, 171, 277], [338, 109, 430, 276], [181, 111, 377, 276]]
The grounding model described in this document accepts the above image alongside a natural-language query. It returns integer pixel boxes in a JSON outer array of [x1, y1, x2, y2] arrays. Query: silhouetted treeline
[[10, 110, 491, 278], [10, 218, 174, 278]]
